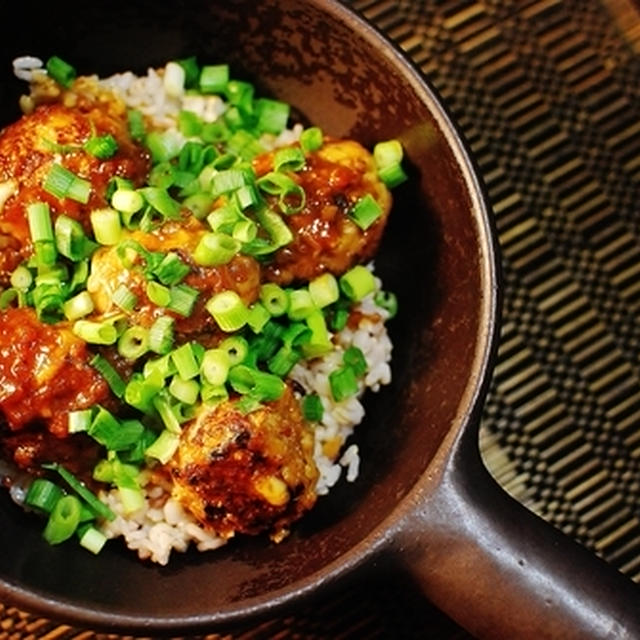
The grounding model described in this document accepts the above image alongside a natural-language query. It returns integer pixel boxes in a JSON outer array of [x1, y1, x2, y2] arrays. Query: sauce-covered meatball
[[0, 98, 149, 282], [169, 384, 318, 541], [253, 139, 392, 285]]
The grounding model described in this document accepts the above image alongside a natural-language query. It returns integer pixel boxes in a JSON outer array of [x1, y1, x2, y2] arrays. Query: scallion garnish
[[329, 365, 359, 402], [259, 283, 289, 316], [148, 315, 175, 354], [43, 164, 91, 203], [339, 265, 376, 301], [25, 478, 64, 514], [193, 232, 240, 266], [45, 55, 76, 88], [84, 134, 118, 159], [302, 393, 324, 422], [349, 193, 383, 231], [42, 463, 115, 522], [300, 126, 323, 153], [91, 208, 122, 245], [43, 494, 82, 545], [374, 290, 398, 318], [73, 319, 118, 345], [117, 326, 150, 361], [90, 353, 127, 397], [205, 290, 249, 332], [199, 64, 229, 94], [63, 291, 95, 320]]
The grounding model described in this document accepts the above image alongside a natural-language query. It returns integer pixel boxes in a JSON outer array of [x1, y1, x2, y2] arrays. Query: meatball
[[253, 139, 392, 285], [0, 97, 149, 281], [169, 384, 319, 541], [0, 307, 110, 439], [87, 215, 262, 338]]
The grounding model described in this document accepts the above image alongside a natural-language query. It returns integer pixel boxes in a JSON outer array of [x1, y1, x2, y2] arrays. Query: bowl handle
[[391, 441, 640, 639]]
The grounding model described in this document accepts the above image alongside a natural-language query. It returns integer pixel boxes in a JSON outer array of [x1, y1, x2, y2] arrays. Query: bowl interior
[[0, 0, 494, 631]]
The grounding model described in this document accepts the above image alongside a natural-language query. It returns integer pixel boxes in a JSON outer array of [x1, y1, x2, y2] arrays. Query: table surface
[[3, 1, 640, 637]]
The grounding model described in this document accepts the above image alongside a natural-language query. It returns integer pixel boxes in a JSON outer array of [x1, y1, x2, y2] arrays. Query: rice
[[6, 60, 394, 565]]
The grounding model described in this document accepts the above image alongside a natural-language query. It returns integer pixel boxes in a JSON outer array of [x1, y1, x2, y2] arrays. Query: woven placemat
[[3, 1, 640, 638]]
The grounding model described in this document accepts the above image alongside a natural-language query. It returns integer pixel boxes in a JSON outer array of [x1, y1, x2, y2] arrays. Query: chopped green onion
[[55, 214, 95, 261], [169, 374, 200, 405], [63, 290, 95, 320], [256, 171, 305, 214], [68, 408, 93, 434], [42, 463, 115, 521], [309, 272, 340, 308], [273, 146, 306, 172], [199, 64, 229, 94], [193, 232, 239, 266], [124, 373, 162, 414], [139, 186, 181, 219], [84, 134, 118, 159], [246, 301, 270, 333], [300, 127, 323, 153], [43, 164, 90, 203], [259, 282, 289, 316], [146, 281, 171, 307], [111, 188, 144, 215], [224, 79, 255, 110], [228, 365, 285, 402], [201, 382, 229, 405], [183, 192, 214, 219], [145, 429, 180, 464], [154, 252, 191, 285], [27, 202, 54, 242], [153, 393, 182, 434], [176, 56, 200, 89], [90, 353, 127, 397], [302, 393, 324, 422], [10, 265, 33, 290], [267, 345, 300, 377], [343, 345, 368, 377], [200, 348, 231, 386], [252, 207, 294, 251], [210, 168, 251, 197], [205, 290, 249, 332], [374, 139, 403, 168], [145, 129, 183, 163], [127, 109, 146, 141], [78, 525, 107, 554], [287, 288, 316, 320], [255, 98, 290, 134], [373, 139, 407, 187], [117, 325, 149, 361], [349, 193, 383, 230], [374, 290, 398, 318], [329, 365, 359, 402], [218, 335, 249, 366], [25, 478, 64, 514], [178, 109, 203, 136], [46, 55, 76, 88], [377, 162, 408, 188], [167, 283, 199, 317], [112, 284, 138, 312], [73, 319, 118, 345], [339, 265, 376, 301], [148, 315, 175, 354], [171, 342, 201, 380], [91, 208, 122, 245], [303, 309, 333, 357], [89, 406, 143, 450], [43, 494, 82, 545]]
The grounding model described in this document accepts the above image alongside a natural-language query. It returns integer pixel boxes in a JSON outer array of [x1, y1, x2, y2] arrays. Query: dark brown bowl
[[1, 1, 639, 638]]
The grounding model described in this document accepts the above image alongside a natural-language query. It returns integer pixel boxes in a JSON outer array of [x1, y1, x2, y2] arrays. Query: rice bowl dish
[[0, 56, 401, 565]]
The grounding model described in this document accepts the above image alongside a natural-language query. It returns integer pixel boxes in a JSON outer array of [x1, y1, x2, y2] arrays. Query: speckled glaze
[[1, 1, 639, 638]]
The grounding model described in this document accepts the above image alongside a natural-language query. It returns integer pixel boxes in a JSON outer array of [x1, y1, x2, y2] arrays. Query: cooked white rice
[[7, 60, 394, 565]]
